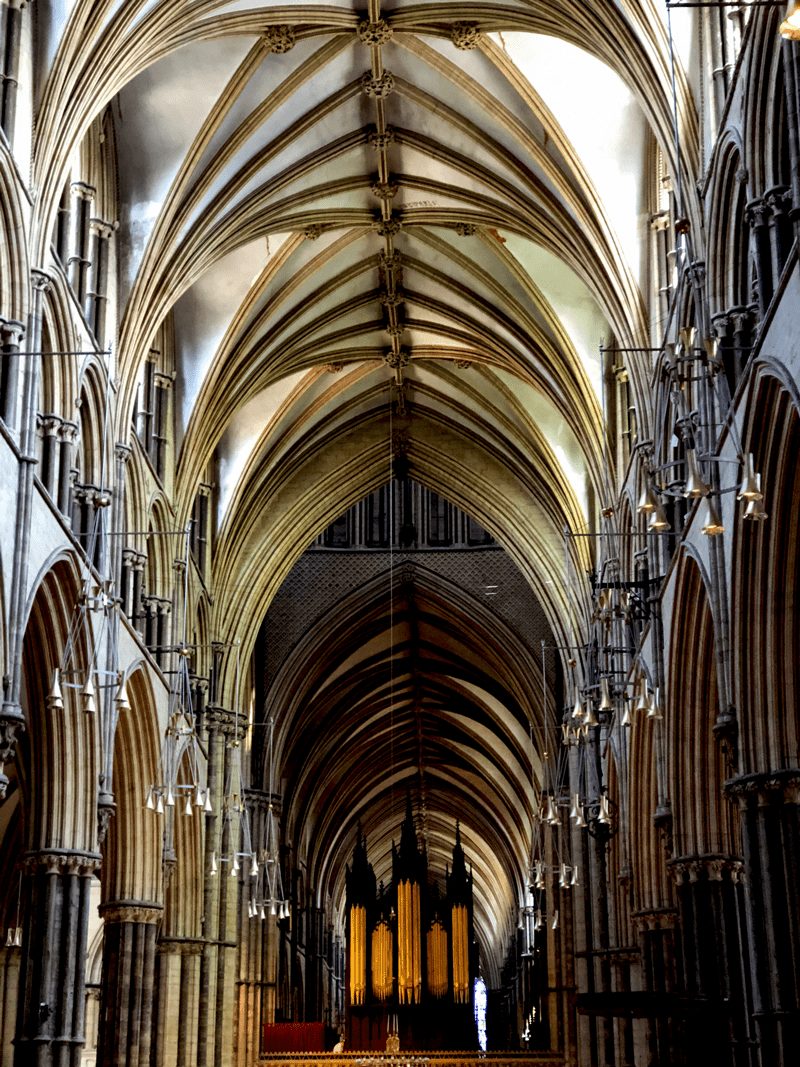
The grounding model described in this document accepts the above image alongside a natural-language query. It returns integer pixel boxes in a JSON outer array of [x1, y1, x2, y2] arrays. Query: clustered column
[[14, 850, 101, 1067], [727, 771, 800, 1066], [96, 902, 162, 1067], [670, 857, 753, 1066]]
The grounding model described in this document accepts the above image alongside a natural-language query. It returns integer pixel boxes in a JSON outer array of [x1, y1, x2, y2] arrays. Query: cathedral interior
[[0, 2, 799, 1066]]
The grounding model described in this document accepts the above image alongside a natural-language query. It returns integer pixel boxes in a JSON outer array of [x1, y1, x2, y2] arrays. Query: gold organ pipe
[[427, 920, 448, 998], [349, 905, 367, 1006], [452, 904, 469, 1004], [397, 880, 422, 1004], [371, 921, 393, 1000]]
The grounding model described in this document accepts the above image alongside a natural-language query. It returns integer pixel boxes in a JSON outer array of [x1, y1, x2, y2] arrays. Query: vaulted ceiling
[[32, 1, 694, 975]]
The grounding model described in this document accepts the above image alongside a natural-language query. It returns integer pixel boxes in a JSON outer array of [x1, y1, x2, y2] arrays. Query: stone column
[[726, 771, 800, 1067], [236, 790, 276, 1067], [198, 707, 245, 1067], [66, 184, 95, 303], [0, 0, 26, 137], [632, 909, 679, 1067], [85, 220, 114, 347], [14, 850, 101, 1067], [0, 938, 23, 1064], [96, 902, 162, 1067], [154, 938, 202, 1067], [782, 39, 800, 240], [0, 319, 25, 431], [764, 186, 792, 285], [37, 415, 62, 499], [56, 422, 78, 518], [744, 198, 772, 317], [670, 857, 753, 1067]]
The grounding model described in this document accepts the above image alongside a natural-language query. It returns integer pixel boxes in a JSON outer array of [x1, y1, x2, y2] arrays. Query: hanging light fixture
[[636, 483, 658, 515], [647, 687, 664, 721], [249, 716, 291, 921], [634, 677, 653, 715], [678, 326, 696, 356], [648, 500, 670, 532], [598, 676, 614, 712], [683, 449, 710, 498], [737, 454, 763, 502], [743, 485, 768, 522], [700, 497, 724, 537]]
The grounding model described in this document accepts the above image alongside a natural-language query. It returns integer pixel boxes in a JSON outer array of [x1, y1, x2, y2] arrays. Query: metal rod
[[565, 531, 675, 538], [2, 350, 113, 357], [667, 1, 784, 7]]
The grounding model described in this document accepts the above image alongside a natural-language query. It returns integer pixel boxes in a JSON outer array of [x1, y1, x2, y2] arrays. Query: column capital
[[631, 907, 678, 932], [31, 268, 52, 293], [205, 704, 247, 740], [37, 413, 63, 437], [0, 319, 25, 347], [725, 767, 800, 806], [58, 420, 79, 444], [744, 196, 770, 229], [22, 849, 102, 876], [668, 854, 746, 885], [70, 181, 96, 201], [115, 441, 132, 465], [89, 217, 116, 240], [99, 900, 163, 925]]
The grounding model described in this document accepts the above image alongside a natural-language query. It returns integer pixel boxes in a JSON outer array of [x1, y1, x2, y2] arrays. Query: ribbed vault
[[259, 547, 559, 985]]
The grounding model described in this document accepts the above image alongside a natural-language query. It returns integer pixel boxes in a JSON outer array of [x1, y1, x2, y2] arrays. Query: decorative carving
[[726, 768, 800, 806], [379, 291, 403, 307], [368, 127, 396, 150], [371, 180, 398, 201], [0, 319, 25, 347], [455, 222, 477, 237], [357, 19, 394, 46], [99, 901, 163, 925], [380, 250, 401, 270], [384, 349, 410, 370], [38, 413, 62, 438], [454, 359, 473, 370], [324, 362, 345, 373], [391, 429, 410, 456], [262, 25, 295, 54], [374, 214, 402, 236], [0, 708, 26, 800], [205, 704, 247, 740], [304, 224, 324, 240], [22, 849, 101, 877], [451, 22, 482, 50], [361, 71, 395, 98], [385, 322, 405, 338], [97, 801, 116, 845], [114, 441, 132, 465]]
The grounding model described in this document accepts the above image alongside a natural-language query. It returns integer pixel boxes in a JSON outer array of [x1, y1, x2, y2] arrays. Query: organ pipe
[[349, 904, 367, 1006], [426, 919, 448, 998], [371, 920, 394, 1000], [452, 903, 469, 1004], [397, 879, 421, 1004]]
